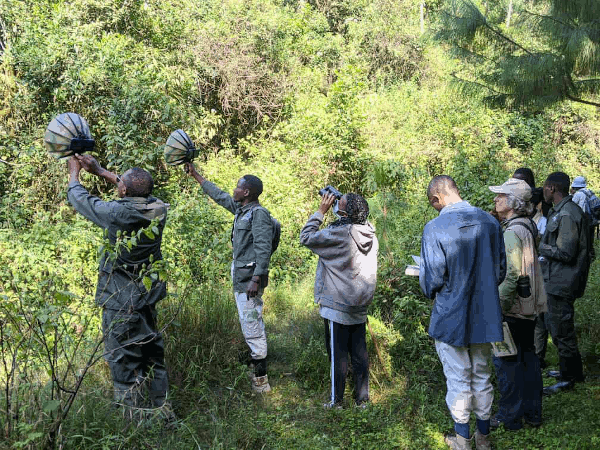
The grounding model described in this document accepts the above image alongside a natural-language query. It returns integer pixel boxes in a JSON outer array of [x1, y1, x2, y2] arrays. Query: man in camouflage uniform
[[184, 162, 273, 393], [67, 154, 172, 415]]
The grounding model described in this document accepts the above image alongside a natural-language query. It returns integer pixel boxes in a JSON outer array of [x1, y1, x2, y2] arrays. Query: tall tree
[[436, 0, 600, 109]]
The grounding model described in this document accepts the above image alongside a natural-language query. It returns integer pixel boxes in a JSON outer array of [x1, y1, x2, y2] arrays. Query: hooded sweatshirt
[[300, 212, 378, 322]]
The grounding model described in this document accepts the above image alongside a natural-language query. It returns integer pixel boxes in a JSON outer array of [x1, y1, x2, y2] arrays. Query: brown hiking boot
[[444, 433, 473, 450], [251, 374, 271, 393], [473, 430, 491, 450]]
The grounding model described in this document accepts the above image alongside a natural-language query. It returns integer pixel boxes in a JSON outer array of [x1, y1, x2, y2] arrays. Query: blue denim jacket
[[420, 201, 506, 346]]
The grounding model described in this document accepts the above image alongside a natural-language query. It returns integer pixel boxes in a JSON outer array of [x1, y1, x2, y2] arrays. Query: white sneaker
[[323, 401, 343, 410], [251, 375, 271, 393]]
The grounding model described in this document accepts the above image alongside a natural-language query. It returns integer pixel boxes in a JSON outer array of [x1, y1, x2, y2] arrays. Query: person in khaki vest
[[488, 178, 547, 431]]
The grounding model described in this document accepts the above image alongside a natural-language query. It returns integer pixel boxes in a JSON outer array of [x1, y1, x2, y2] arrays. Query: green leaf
[[42, 399, 61, 413], [143, 276, 152, 291]]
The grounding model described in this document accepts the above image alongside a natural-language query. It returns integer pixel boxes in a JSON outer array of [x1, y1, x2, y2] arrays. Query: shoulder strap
[[248, 204, 272, 226], [506, 217, 538, 280], [506, 217, 538, 243], [249, 204, 266, 216], [249, 204, 281, 254]]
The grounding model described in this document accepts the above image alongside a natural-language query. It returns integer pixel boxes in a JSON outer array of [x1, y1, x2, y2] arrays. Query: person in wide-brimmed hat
[[488, 178, 547, 430]]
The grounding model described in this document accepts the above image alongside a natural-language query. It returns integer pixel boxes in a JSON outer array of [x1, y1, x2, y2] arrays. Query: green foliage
[[346, 0, 425, 87], [305, 0, 370, 34]]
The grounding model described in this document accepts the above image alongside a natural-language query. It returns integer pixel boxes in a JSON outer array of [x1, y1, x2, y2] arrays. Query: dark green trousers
[[102, 305, 169, 407], [544, 294, 584, 381]]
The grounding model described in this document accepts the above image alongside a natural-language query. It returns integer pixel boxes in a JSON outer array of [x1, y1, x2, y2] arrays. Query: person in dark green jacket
[[67, 154, 173, 421], [184, 162, 273, 393], [539, 172, 590, 395]]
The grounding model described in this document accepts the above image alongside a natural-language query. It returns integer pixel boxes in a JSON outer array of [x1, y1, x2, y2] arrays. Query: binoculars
[[319, 185, 342, 199]]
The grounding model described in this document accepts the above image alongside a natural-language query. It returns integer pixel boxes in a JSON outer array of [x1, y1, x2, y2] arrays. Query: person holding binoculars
[[300, 188, 378, 409]]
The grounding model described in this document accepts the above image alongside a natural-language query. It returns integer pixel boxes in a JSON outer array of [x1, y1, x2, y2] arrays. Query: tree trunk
[[420, 2, 425, 35], [506, 0, 513, 28]]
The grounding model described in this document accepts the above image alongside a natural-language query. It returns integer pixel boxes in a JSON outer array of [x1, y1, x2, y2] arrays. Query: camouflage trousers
[[234, 291, 268, 360], [102, 305, 169, 408]]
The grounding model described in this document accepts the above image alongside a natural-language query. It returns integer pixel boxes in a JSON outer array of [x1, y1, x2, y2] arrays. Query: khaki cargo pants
[[234, 291, 268, 360]]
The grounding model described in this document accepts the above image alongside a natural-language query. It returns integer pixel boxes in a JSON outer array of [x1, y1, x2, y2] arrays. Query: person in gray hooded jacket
[[300, 192, 378, 408]]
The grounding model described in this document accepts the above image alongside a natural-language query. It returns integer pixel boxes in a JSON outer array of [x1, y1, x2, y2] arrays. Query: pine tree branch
[[481, 20, 533, 56], [523, 9, 572, 30], [451, 72, 505, 95], [454, 45, 495, 64], [564, 73, 600, 105], [440, 3, 533, 56]]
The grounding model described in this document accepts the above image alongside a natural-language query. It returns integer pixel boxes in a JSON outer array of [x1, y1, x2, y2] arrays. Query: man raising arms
[[184, 162, 273, 393], [67, 154, 173, 423]]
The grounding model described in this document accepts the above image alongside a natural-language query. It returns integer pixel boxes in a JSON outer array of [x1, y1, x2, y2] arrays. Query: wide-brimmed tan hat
[[489, 178, 532, 201]]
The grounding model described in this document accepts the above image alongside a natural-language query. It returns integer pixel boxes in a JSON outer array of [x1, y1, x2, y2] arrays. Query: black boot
[[560, 355, 585, 383], [252, 358, 267, 377]]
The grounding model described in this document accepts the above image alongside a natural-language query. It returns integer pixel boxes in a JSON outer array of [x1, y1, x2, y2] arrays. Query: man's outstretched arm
[[67, 155, 119, 229], [184, 162, 237, 214], [73, 153, 120, 186]]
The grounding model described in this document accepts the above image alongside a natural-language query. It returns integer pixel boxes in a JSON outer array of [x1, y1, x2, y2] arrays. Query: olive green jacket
[[201, 180, 273, 292], [499, 217, 547, 319], [538, 195, 591, 299], [68, 181, 168, 310]]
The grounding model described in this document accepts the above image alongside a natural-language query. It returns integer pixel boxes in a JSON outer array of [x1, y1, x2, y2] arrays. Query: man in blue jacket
[[420, 176, 506, 450]]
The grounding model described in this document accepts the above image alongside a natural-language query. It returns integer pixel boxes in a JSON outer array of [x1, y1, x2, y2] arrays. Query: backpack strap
[[249, 205, 281, 255], [506, 216, 538, 243]]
